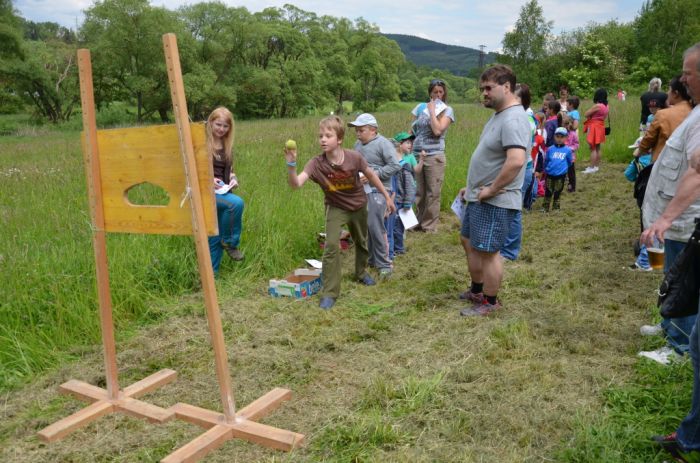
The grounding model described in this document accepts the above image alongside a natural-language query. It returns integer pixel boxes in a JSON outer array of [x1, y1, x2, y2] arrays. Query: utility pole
[[478, 45, 486, 69]]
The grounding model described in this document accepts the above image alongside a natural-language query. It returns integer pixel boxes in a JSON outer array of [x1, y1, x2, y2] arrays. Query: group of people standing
[[632, 43, 700, 462], [203, 41, 700, 463]]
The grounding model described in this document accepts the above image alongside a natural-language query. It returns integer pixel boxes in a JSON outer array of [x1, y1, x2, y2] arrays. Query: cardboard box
[[268, 268, 322, 298]]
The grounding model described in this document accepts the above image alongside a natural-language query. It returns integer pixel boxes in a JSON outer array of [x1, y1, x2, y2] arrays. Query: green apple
[[285, 139, 297, 150]]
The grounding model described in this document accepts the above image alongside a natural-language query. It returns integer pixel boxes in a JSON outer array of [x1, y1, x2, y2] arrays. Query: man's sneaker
[[628, 262, 653, 272], [640, 323, 663, 336], [225, 247, 244, 261], [319, 297, 336, 310], [358, 274, 376, 286], [652, 432, 700, 462], [638, 346, 681, 365], [458, 290, 484, 304], [460, 300, 501, 317], [379, 268, 392, 280]]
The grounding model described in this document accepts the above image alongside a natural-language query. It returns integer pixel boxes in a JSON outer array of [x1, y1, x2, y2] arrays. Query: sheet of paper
[[399, 208, 419, 229], [422, 99, 447, 118], [451, 193, 466, 223], [305, 259, 322, 269]]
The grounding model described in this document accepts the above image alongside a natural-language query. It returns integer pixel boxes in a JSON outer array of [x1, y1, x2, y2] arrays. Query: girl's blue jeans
[[208, 192, 244, 274]]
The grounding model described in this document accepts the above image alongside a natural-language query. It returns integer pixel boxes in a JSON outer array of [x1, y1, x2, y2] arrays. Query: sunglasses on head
[[430, 79, 445, 87]]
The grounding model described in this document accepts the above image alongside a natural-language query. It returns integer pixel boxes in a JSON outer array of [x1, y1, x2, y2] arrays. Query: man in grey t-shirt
[[458, 64, 532, 317]]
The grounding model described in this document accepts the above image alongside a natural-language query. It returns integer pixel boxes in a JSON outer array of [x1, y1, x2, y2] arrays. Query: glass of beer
[[647, 237, 665, 270]]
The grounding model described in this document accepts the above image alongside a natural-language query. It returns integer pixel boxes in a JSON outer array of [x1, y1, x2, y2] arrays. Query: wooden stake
[[160, 33, 304, 462], [162, 32, 237, 422], [37, 49, 176, 444]]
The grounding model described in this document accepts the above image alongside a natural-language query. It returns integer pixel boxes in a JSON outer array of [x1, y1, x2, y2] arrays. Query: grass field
[[0, 98, 689, 461]]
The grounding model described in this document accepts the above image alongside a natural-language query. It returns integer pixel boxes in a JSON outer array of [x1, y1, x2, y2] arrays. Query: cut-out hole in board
[[124, 182, 171, 206]]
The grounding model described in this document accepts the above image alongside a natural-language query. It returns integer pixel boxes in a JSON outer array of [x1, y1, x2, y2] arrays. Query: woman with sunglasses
[[410, 79, 455, 232]]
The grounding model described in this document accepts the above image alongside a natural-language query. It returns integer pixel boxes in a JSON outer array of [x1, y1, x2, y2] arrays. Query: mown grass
[[0, 96, 685, 462]]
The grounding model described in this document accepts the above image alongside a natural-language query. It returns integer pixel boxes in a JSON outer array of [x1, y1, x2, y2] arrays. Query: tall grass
[[0, 96, 642, 390]]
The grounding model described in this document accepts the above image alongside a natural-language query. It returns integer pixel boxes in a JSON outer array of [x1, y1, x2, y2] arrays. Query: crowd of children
[[532, 94, 581, 212]]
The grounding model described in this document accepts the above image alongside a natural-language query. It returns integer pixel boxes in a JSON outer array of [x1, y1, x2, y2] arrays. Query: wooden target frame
[[38, 34, 304, 462]]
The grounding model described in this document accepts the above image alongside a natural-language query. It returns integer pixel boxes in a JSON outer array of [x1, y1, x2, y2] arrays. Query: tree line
[[2, 0, 699, 124], [0, 0, 476, 124], [501, 0, 700, 98]]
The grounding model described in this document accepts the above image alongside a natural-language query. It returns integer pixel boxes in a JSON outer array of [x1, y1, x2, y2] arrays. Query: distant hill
[[384, 33, 497, 77]]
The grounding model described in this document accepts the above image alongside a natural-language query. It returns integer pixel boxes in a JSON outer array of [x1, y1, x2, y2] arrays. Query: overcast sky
[[14, 0, 646, 51]]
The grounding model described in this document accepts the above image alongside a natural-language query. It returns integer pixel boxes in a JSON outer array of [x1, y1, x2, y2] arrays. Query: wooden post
[[162, 33, 237, 422], [161, 34, 304, 462], [78, 48, 120, 400], [37, 49, 177, 444]]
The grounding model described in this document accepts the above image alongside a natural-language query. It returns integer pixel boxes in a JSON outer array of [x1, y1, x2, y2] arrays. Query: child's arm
[[569, 132, 579, 153], [414, 150, 425, 174], [363, 167, 397, 215], [584, 104, 600, 119], [284, 147, 309, 189]]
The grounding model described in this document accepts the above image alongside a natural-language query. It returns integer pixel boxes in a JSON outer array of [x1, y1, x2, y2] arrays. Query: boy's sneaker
[[640, 323, 663, 336], [379, 268, 392, 280], [458, 290, 484, 304], [652, 432, 700, 462], [358, 273, 376, 286], [460, 300, 501, 317], [628, 262, 653, 272], [638, 346, 681, 365]]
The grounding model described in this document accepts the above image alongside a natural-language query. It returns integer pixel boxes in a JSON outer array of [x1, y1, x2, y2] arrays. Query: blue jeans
[[385, 209, 396, 261], [208, 192, 244, 274], [661, 239, 697, 355], [676, 298, 700, 450], [501, 164, 534, 261], [393, 205, 406, 254], [635, 244, 650, 269]]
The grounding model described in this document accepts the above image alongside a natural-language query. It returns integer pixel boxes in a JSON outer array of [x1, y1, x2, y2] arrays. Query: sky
[[14, 0, 647, 51]]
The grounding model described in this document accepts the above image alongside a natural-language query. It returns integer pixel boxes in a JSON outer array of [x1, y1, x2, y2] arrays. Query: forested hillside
[[384, 33, 496, 77]]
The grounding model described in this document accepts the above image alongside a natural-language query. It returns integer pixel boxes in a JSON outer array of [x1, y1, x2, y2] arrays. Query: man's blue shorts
[[461, 201, 517, 253]]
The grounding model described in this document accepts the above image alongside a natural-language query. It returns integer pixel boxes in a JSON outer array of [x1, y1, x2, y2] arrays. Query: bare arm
[[284, 147, 309, 189], [640, 166, 700, 246], [477, 147, 526, 201], [584, 104, 600, 119], [427, 100, 452, 136]]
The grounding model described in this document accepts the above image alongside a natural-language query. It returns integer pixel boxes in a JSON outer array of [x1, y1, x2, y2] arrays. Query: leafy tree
[[81, 0, 194, 122], [502, 0, 552, 68], [633, 0, 700, 78]]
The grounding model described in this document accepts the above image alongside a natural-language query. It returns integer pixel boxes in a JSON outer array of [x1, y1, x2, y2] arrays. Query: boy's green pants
[[322, 205, 370, 298]]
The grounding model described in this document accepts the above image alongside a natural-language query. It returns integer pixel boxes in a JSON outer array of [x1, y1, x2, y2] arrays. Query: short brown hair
[[480, 64, 517, 92], [319, 115, 345, 141]]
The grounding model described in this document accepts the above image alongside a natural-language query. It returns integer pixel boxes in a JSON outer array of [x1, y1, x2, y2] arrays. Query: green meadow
[[0, 98, 687, 461]]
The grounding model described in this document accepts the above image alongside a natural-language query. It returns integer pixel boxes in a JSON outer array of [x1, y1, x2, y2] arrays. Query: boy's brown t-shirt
[[303, 149, 368, 212]]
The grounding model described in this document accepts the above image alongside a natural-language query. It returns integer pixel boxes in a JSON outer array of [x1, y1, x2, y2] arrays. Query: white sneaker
[[637, 346, 680, 365], [640, 324, 663, 336], [592, 166, 599, 172], [582, 166, 595, 174]]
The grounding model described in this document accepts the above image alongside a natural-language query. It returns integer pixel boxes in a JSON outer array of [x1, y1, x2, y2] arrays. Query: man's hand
[[640, 217, 671, 247], [477, 185, 504, 202], [458, 187, 467, 202]]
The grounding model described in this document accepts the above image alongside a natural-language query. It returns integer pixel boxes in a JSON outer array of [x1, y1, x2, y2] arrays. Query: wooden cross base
[[38, 369, 177, 442], [162, 387, 305, 462]]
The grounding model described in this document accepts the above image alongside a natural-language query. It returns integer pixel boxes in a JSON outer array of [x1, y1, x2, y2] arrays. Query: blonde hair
[[319, 115, 345, 141], [206, 107, 235, 163]]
